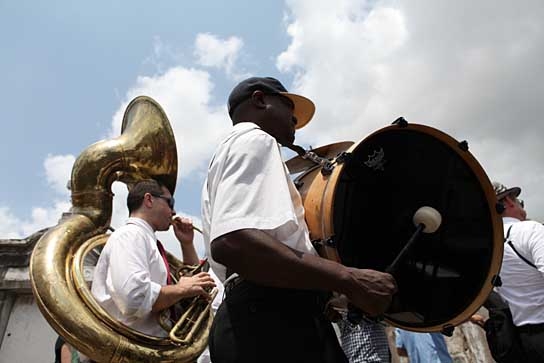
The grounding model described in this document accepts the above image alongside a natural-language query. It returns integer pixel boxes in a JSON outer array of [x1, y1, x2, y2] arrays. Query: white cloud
[[44, 154, 75, 196], [20, 201, 71, 237], [0, 207, 23, 239], [277, 0, 544, 221], [0, 153, 74, 238], [194, 33, 244, 77], [108, 66, 230, 182]]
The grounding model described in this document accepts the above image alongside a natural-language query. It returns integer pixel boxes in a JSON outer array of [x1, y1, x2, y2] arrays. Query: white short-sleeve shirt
[[497, 217, 544, 326], [91, 217, 166, 336], [201, 122, 317, 282]]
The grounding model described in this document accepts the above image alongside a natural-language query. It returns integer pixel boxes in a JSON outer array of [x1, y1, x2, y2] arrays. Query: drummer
[[201, 76, 397, 363]]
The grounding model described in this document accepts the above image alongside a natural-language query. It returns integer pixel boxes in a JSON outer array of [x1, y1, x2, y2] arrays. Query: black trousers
[[519, 324, 544, 363], [209, 281, 348, 363]]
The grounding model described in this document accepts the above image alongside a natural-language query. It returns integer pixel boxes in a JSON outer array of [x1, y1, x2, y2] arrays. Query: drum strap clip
[[312, 237, 336, 251], [335, 151, 351, 165]]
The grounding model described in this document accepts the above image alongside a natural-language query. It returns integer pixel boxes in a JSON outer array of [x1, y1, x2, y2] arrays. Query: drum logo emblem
[[364, 148, 385, 171]]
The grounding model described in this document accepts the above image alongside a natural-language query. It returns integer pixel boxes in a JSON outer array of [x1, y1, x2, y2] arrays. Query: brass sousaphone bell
[[30, 96, 213, 362]]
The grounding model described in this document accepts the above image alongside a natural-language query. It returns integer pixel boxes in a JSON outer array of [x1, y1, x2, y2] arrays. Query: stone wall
[[0, 229, 59, 363]]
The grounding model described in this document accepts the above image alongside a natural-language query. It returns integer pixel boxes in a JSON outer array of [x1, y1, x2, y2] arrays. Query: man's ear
[[503, 195, 515, 208], [250, 90, 267, 109], [143, 193, 154, 208]]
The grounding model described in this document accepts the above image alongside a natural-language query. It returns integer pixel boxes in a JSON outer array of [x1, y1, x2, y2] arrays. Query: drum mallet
[[385, 206, 442, 275]]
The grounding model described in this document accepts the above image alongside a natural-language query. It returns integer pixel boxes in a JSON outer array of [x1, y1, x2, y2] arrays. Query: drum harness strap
[[286, 143, 351, 176], [505, 225, 537, 269]]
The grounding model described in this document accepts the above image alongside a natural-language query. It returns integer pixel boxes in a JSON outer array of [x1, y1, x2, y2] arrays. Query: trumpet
[[158, 258, 218, 345]]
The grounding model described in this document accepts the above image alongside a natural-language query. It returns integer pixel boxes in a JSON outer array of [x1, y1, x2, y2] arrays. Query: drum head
[[331, 124, 502, 331]]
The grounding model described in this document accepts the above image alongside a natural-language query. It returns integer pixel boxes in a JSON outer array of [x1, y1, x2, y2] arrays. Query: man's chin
[[158, 224, 171, 232], [279, 135, 296, 146]]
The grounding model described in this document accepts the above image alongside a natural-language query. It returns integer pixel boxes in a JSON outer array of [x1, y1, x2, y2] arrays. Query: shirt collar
[[232, 121, 260, 132], [126, 217, 156, 240], [503, 216, 521, 224]]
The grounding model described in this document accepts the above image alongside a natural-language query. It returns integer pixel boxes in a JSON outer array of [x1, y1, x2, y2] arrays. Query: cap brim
[[281, 92, 315, 129], [497, 187, 521, 200]]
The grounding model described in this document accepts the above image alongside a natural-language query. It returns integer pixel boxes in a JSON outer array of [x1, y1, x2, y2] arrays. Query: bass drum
[[293, 122, 503, 332]]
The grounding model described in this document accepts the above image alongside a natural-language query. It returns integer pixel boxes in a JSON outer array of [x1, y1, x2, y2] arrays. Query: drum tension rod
[[441, 324, 455, 337], [391, 116, 408, 127], [335, 152, 351, 165], [491, 274, 503, 287], [458, 140, 469, 151], [311, 237, 336, 250]]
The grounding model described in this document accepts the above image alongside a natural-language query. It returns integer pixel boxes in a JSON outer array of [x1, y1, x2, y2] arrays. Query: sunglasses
[[150, 193, 175, 209]]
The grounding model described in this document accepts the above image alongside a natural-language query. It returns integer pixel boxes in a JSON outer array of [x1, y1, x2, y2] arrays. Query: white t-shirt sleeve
[[107, 229, 162, 318], [209, 131, 299, 242]]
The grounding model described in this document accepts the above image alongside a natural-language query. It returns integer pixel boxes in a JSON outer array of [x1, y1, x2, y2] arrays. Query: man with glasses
[[91, 179, 215, 336], [201, 77, 397, 363], [492, 181, 544, 362]]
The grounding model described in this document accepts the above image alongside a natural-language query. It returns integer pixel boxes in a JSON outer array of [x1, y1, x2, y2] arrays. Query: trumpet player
[[91, 179, 215, 337]]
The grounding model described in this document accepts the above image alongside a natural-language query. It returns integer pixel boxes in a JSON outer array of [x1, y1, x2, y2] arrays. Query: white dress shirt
[[91, 217, 167, 336], [201, 122, 317, 282], [497, 217, 544, 326]]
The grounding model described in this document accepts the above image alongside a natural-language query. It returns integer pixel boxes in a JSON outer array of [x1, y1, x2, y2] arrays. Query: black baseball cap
[[227, 77, 315, 129]]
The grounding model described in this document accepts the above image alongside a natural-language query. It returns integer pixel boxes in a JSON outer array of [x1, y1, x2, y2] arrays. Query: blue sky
[[2, 1, 544, 255]]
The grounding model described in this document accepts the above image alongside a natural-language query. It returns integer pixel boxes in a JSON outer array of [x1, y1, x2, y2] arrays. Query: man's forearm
[[151, 285, 186, 312], [180, 243, 200, 265], [212, 229, 396, 316], [211, 229, 350, 293]]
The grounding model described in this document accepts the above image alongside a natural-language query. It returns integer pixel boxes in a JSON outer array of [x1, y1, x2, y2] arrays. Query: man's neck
[[129, 212, 157, 231]]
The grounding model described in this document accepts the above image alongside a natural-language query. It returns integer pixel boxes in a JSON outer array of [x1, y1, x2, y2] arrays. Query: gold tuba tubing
[[30, 96, 213, 362]]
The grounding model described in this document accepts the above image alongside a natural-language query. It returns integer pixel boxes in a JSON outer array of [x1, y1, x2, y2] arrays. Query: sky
[[1, 0, 543, 257]]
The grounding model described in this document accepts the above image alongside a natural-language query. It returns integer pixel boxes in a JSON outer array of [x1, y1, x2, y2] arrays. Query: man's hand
[[342, 268, 397, 316], [175, 272, 216, 301], [172, 216, 195, 246], [152, 272, 216, 312], [469, 314, 486, 329]]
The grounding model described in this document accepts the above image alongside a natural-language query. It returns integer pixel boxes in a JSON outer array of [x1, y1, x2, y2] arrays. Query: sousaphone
[[30, 96, 212, 362], [289, 119, 503, 333]]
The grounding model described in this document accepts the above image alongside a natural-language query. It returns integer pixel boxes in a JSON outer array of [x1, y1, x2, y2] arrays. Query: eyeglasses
[[150, 193, 175, 209]]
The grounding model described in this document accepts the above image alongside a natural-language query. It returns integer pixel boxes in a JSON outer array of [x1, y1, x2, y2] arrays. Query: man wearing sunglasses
[[92, 179, 215, 337], [493, 181, 544, 362], [201, 77, 397, 363]]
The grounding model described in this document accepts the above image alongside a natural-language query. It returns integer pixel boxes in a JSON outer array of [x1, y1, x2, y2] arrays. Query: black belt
[[223, 278, 329, 313], [518, 323, 544, 334]]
